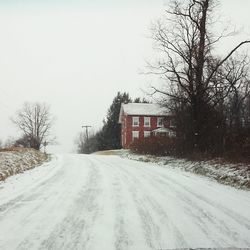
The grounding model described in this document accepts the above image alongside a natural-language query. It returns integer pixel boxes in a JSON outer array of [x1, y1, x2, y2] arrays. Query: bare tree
[[149, 0, 250, 153], [222, 55, 250, 131], [75, 132, 86, 154], [11, 102, 55, 150], [75, 131, 98, 154]]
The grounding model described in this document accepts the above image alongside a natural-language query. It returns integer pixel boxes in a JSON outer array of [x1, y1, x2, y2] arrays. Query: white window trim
[[144, 117, 151, 127], [144, 131, 151, 138], [132, 117, 139, 127], [132, 131, 139, 141], [157, 117, 164, 127]]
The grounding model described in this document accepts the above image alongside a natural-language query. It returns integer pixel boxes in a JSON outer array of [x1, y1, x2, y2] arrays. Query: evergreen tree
[[101, 92, 131, 149], [134, 97, 150, 103]]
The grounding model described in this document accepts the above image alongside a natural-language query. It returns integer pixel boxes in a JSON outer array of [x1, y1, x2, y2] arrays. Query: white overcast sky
[[0, 0, 249, 153]]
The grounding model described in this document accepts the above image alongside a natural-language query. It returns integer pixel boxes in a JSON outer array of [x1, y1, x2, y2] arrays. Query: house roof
[[118, 103, 170, 123]]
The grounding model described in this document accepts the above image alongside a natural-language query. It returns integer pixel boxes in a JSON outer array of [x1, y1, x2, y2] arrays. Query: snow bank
[[120, 150, 250, 190], [0, 148, 48, 181]]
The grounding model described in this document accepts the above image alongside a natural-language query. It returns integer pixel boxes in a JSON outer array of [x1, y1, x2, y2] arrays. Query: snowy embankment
[[120, 150, 250, 190], [0, 148, 48, 181]]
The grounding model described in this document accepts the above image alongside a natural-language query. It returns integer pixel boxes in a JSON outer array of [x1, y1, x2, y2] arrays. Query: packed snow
[[0, 154, 250, 250], [121, 151, 250, 190]]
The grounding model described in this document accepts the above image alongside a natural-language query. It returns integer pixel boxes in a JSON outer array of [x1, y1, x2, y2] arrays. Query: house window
[[132, 131, 139, 141], [132, 117, 139, 127], [157, 117, 164, 127], [144, 117, 150, 127], [170, 119, 176, 128], [144, 131, 151, 138]]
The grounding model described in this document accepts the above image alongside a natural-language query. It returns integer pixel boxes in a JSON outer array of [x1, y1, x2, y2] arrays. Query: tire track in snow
[[129, 160, 250, 246], [1, 154, 250, 250], [112, 178, 131, 250], [1, 155, 98, 250], [37, 157, 103, 250], [106, 156, 250, 248], [89, 157, 133, 250], [117, 161, 188, 249], [0, 157, 65, 215], [148, 168, 250, 238], [164, 173, 250, 230], [122, 165, 233, 247], [93, 157, 187, 250], [142, 173, 233, 247], [162, 175, 250, 246]]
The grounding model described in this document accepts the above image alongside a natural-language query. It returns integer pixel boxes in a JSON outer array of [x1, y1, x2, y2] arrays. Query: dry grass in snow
[[0, 147, 48, 181]]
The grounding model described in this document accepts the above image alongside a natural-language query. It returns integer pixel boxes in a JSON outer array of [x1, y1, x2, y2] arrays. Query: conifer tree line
[[75, 92, 149, 154]]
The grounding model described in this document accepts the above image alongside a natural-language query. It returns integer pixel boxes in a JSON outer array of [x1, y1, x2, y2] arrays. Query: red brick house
[[118, 103, 175, 149]]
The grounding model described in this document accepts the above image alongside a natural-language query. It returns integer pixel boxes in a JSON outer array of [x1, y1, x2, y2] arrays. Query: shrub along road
[[0, 154, 250, 249]]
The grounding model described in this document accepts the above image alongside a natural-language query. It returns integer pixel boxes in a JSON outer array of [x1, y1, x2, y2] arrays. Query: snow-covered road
[[0, 154, 250, 250]]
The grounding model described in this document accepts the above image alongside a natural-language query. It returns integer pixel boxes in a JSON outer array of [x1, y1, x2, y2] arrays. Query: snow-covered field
[[0, 148, 48, 181], [0, 154, 250, 250]]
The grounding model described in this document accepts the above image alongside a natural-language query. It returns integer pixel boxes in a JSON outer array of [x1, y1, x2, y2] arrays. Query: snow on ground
[[0, 154, 250, 250], [120, 150, 250, 190], [0, 148, 48, 181]]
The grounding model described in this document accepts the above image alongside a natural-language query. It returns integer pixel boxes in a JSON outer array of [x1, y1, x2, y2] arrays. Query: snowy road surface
[[0, 154, 250, 250]]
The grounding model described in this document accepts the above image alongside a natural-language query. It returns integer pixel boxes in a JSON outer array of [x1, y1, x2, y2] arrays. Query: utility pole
[[82, 125, 92, 153]]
